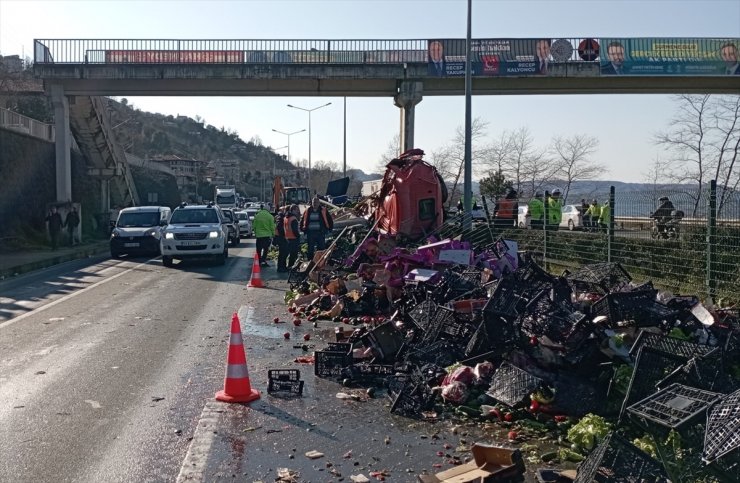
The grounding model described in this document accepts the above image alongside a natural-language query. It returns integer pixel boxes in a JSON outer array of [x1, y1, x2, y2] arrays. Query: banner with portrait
[[599, 38, 740, 76], [426, 38, 584, 77]]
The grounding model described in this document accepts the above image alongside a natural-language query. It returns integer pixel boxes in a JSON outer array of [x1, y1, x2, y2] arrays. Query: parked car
[[220, 208, 240, 246], [234, 211, 253, 238], [517, 206, 530, 228], [560, 204, 583, 231], [110, 206, 171, 258], [160, 202, 228, 267]]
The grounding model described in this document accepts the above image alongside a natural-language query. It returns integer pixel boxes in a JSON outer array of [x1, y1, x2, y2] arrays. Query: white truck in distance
[[214, 185, 236, 208]]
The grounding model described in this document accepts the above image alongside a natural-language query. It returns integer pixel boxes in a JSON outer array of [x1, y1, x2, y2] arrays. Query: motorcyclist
[[652, 196, 675, 235]]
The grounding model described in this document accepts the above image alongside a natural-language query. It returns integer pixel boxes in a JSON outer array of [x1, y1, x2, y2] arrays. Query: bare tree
[[375, 133, 401, 173], [431, 118, 489, 209], [643, 155, 671, 207], [655, 94, 740, 215], [549, 134, 603, 202], [505, 127, 552, 197]]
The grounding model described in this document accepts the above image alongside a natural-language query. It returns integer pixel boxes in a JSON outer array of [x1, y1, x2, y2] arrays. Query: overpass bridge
[[33, 37, 740, 203]]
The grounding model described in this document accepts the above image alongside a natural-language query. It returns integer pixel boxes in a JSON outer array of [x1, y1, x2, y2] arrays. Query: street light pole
[[463, 0, 473, 231], [272, 129, 305, 173], [343, 97, 347, 178], [287, 102, 332, 193]]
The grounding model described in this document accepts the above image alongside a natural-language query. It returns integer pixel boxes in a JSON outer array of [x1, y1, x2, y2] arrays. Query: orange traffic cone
[[215, 313, 261, 404], [248, 252, 264, 288]]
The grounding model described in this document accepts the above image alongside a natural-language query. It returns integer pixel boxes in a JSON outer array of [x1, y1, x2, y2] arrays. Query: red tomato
[[507, 431, 517, 440]]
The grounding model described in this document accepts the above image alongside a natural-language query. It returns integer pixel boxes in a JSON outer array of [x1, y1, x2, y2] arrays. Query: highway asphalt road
[[1, 241, 560, 482], [0, 245, 254, 482]]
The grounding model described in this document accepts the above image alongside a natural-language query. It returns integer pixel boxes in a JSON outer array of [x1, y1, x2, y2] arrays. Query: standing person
[[493, 189, 518, 230], [45, 206, 63, 251], [252, 204, 275, 267], [599, 200, 612, 233], [527, 192, 545, 230], [274, 207, 288, 273], [585, 199, 601, 232], [64, 206, 80, 246], [284, 205, 301, 270], [580, 199, 590, 230], [547, 188, 563, 231], [301, 196, 333, 260]]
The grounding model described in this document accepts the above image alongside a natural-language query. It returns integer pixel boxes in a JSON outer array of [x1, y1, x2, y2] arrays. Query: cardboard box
[[418, 444, 524, 483]]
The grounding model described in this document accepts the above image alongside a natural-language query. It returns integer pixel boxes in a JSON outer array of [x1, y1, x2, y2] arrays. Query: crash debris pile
[[284, 233, 740, 482]]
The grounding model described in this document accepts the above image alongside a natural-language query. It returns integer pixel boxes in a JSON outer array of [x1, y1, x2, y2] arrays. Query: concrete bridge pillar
[[394, 81, 423, 153], [50, 84, 72, 202]]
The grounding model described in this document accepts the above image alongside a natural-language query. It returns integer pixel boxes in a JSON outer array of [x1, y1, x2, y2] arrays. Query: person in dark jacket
[[284, 205, 301, 270], [64, 206, 80, 246], [46, 206, 63, 250], [652, 196, 675, 235], [301, 196, 333, 260], [274, 207, 288, 272]]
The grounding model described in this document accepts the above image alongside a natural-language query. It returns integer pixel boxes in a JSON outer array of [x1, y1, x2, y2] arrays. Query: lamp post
[[463, 0, 473, 231], [287, 102, 332, 192], [273, 145, 288, 176], [271, 129, 305, 170]]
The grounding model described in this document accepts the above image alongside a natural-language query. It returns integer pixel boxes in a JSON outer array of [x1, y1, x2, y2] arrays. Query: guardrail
[[0, 107, 54, 141]]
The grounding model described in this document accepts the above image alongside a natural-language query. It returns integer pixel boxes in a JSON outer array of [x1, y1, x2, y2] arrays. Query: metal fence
[[437, 181, 740, 302]]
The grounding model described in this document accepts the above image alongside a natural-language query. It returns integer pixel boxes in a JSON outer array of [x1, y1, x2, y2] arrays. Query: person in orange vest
[[301, 196, 333, 260], [493, 189, 519, 231], [282, 205, 301, 271]]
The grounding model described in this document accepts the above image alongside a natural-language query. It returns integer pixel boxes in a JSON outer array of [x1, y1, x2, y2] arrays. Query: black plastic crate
[[409, 298, 438, 331], [520, 291, 590, 351], [627, 383, 722, 431], [552, 376, 604, 417], [629, 330, 715, 358], [514, 259, 556, 293], [405, 340, 463, 368], [314, 349, 353, 378], [326, 342, 352, 353], [389, 381, 436, 417], [592, 289, 676, 327], [465, 316, 517, 359], [484, 278, 530, 319], [703, 388, 740, 464], [573, 432, 668, 483], [267, 369, 304, 396], [620, 346, 687, 419], [341, 363, 397, 382], [565, 262, 632, 295], [486, 362, 544, 407]]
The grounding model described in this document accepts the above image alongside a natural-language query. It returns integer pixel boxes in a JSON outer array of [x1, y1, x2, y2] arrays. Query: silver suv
[[160, 203, 228, 267]]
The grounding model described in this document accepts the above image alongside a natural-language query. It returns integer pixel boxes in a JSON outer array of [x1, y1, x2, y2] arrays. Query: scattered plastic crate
[[627, 383, 722, 431], [565, 262, 632, 295], [409, 299, 438, 331], [592, 289, 677, 327], [389, 380, 436, 417], [267, 369, 304, 396], [520, 291, 590, 351], [406, 340, 463, 368], [553, 376, 604, 416], [486, 362, 544, 407], [314, 347, 353, 378], [573, 432, 668, 483], [484, 278, 530, 319], [629, 330, 715, 358], [703, 388, 740, 464], [341, 363, 397, 382], [620, 346, 688, 418]]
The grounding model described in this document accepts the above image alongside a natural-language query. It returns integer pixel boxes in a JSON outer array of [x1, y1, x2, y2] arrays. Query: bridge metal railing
[[33, 37, 737, 66], [0, 107, 55, 141]]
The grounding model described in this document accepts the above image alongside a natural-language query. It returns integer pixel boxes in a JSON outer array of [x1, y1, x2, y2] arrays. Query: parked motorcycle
[[651, 210, 684, 240]]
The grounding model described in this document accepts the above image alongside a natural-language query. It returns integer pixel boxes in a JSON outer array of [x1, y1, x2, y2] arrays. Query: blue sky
[[1, 0, 739, 182]]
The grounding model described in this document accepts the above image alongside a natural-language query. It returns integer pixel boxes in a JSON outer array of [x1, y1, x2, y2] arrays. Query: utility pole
[[343, 97, 347, 178], [463, 0, 473, 231]]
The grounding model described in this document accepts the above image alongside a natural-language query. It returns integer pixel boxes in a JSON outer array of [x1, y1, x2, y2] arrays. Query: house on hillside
[[150, 155, 206, 196]]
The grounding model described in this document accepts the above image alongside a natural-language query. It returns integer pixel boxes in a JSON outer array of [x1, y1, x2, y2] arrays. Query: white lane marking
[[176, 401, 224, 482], [84, 400, 102, 409], [0, 258, 158, 331]]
